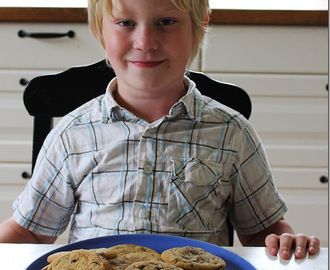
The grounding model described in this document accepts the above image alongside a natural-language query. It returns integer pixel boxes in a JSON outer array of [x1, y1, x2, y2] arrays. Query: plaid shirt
[[13, 77, 287, 245]]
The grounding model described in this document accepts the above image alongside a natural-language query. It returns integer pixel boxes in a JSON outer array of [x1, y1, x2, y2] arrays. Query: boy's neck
[[113, 83, 187, 123]]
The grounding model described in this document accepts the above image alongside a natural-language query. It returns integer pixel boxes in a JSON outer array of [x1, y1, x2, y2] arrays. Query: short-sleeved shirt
[[13, 77, 287, 245]]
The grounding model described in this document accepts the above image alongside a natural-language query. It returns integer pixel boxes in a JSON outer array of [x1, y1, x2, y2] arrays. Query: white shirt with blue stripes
[[13, 77, 287, 245]]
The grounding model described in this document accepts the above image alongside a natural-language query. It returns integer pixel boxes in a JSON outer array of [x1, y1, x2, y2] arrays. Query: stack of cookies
[[42, 244, 226, 270]]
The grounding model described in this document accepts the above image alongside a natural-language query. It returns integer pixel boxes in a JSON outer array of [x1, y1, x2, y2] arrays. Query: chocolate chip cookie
[[42, 249, 111, 270], [161, 247, 226, 270]]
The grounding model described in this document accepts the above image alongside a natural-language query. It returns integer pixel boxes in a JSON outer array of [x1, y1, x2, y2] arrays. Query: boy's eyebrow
[[111, 3, 186, 18]]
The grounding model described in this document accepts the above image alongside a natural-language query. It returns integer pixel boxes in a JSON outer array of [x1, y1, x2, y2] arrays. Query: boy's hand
[[265, 233, 320, 260]]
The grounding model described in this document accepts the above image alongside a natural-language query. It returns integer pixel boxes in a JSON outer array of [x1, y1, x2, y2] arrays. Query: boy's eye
[[158, 18, 176, 26], [118, 20, 135, 27]]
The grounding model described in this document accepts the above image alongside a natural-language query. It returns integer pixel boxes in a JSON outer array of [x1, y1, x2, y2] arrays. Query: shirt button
[[144, 165, 153, 174], [117, 110, 125, 119], [139, 209, 149, 219]]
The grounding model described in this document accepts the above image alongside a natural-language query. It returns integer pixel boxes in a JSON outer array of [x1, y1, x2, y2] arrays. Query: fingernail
[[271, 248, 277, 255], [309, 247, 315, 253], [296, 248, 303, 257], [281, 250, 290, 259]]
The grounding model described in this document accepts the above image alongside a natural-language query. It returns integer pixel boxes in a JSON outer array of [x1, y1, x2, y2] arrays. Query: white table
[[0, 244, 327, 270]]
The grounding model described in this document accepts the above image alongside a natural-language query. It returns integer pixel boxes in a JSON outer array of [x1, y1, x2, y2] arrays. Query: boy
[[0, 0, 319, 260]]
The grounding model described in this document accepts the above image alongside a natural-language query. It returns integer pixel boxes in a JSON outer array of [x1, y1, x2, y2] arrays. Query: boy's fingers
[[266, 233, 320, 259], [279, 233, 294, 260], [265, 234, 279, 256]]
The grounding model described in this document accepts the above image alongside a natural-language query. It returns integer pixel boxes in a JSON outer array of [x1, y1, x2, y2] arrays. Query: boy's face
[[102, 0, 194, 96]]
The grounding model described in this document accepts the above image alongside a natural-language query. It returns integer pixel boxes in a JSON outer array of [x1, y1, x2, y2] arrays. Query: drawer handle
[[320, 176, 328, 183], [20, 78, 30, 86], [21, 171, 31, 179], [18, 30, 75, 39]]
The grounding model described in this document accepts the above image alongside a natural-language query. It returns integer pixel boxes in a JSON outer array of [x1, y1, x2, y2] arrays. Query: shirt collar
[[177, 76, 205, 121], [101, 76, 205, 124], [101, 78, 134, 123]]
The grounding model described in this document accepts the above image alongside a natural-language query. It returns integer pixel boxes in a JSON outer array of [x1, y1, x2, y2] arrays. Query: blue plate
[[26, 234, 256, 270]]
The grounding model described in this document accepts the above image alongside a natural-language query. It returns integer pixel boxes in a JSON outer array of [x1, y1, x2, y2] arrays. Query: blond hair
[[88, 0, 210, 67]]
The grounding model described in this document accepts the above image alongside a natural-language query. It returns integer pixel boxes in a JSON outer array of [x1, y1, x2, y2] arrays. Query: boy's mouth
[[130, 60, 165, 68]]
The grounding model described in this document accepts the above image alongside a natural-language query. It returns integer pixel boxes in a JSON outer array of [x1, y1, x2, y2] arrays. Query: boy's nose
[[133, 26, 159, 52]]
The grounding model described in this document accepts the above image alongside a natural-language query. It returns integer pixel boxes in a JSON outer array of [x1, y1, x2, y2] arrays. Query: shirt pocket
[[168, 157, 223, 231]]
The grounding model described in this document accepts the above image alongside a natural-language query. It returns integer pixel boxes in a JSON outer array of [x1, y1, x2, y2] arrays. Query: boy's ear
[[204, 13, 210, 27]]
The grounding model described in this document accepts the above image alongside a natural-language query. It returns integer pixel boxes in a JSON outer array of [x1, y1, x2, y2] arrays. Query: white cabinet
[[203, 25, 328, 246]]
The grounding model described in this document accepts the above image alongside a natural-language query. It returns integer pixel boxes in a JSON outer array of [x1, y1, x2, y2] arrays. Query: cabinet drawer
[[0, 141, 31, 163], [0, 69, 59, 92], [265, 145, 327, 168], [0, 163, 31, 185], [0, 92, 33, 133], [250, 96, 328, 134], [0, 23, 104, 69], [207, 73, 328, 98], [273, 167, 328, 189], [202, 25, 327, 74]]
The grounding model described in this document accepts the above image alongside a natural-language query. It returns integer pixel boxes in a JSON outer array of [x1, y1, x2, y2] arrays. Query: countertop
[[0, 7, 327, 25]]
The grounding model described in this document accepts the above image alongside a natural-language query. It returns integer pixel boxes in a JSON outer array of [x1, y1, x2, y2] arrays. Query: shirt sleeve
[[12, 124, 76, 237], [229, 120, 288, 235]]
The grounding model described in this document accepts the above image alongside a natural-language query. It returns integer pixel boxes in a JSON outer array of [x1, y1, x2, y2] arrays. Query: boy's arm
[[0, 217, 57, 244], [237, 217, 320, 260]]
